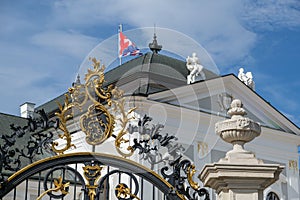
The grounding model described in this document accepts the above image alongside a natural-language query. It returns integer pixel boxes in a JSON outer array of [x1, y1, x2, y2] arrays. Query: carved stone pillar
[[199, 99, 284, 200]]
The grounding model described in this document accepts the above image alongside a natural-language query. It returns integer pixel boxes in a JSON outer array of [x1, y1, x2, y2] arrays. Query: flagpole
[[118, 24, 122, 65]]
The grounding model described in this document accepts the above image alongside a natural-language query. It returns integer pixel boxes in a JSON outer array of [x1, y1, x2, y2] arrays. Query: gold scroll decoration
[[52, 94, 76, 154], [76, 57, 115, 145], [111, 90, 136, 158], [52, 57, 135, 155], [115, 183, 141, 200], [36, 176, 70, 200], [187, 164, 200, 190], [83, 164, 103, 200]]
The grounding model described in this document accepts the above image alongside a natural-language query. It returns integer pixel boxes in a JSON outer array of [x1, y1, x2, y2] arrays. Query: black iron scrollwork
[[0, 56, 209, 200], [266, 192, 280, 200], [128, 115, 210, 200], [161, 157, 209, 200], [128, 115, 184, 169], [0, 109, 57, 186], [38, 162, 141, 200], [98, 170, 140, 200], [39, 165, 85, 200]]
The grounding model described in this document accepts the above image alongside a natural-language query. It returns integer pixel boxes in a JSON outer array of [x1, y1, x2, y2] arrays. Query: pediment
[[148, 74, 300, 135]]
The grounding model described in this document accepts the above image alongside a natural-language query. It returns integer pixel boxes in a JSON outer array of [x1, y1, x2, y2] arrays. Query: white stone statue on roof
[[186, 53, 206, 84], [238, 68, 255, 90]]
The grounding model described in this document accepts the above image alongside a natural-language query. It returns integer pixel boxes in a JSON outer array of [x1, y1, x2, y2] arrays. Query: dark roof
[[105, 52, 187, 83], [36, 52, 218, 116], [0, 113, 54, 177], [0, 113, 28, 134], [105, 52, 217, 95]]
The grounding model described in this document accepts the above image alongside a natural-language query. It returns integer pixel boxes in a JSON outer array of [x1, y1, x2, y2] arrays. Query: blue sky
[[0, 0, 299, 127]]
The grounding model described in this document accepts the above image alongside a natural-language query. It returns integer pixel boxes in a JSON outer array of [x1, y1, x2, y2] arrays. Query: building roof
[[104, 52, 218, 95], [34, 53, 299, 135], [0, 112, 28, 134], [36, 52, 218, 114], [0, 113, 54, 177]]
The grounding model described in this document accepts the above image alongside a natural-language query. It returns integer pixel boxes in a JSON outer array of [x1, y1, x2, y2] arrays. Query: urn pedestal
[[199, 99, 284, 200]]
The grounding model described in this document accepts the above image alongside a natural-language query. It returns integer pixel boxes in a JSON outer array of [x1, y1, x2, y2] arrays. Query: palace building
[[0, 34, 299, 200]]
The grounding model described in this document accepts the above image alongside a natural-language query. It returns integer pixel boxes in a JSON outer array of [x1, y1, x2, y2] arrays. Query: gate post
[[199, 99, 284, 200]]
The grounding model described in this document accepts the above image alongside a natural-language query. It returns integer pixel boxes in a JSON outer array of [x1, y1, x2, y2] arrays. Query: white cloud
[[0, 65, 61, 115], [0, 0, 300, 119], [3, 0, 300, 68], [34, 0, 299, 68], [45, 0, 257, 66], [241, 0, 300, 30], [0, 15, 35, 36], [30, 30, 99, 58]]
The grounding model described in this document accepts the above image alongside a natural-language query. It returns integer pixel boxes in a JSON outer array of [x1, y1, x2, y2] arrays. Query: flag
[[118, 31, 141, 58]]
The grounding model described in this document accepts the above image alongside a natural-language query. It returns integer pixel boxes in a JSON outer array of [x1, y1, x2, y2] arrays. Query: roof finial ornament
[[149, 24, 162, 54], [72, 74, 81, 86]]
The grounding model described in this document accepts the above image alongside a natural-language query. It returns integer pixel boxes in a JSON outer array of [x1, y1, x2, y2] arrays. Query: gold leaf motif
[[115, 183, 140, 200], [111, 94, 136, 158], [36, 176, 69, 200], [187, 164, 200, 190], [52, 57, 136, 156], [52, 93, 76, 154], [83, 164, 103, 200]]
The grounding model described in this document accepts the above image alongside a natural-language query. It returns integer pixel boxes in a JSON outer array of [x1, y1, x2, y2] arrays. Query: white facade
[[54, 73, 300, 200], [8, 50, 299, 199]]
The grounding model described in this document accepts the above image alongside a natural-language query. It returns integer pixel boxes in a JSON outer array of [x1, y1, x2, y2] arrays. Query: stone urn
[[200, 99, 284, 200], [215, 99, 261, 162]]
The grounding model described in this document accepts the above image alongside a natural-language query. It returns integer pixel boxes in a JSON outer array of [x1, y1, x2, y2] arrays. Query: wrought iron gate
[[0, 58, 209, 200], [0, 153, 184, 200]]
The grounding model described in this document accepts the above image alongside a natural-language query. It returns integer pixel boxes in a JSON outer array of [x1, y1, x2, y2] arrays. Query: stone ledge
[[199, 163, 284, 194]]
